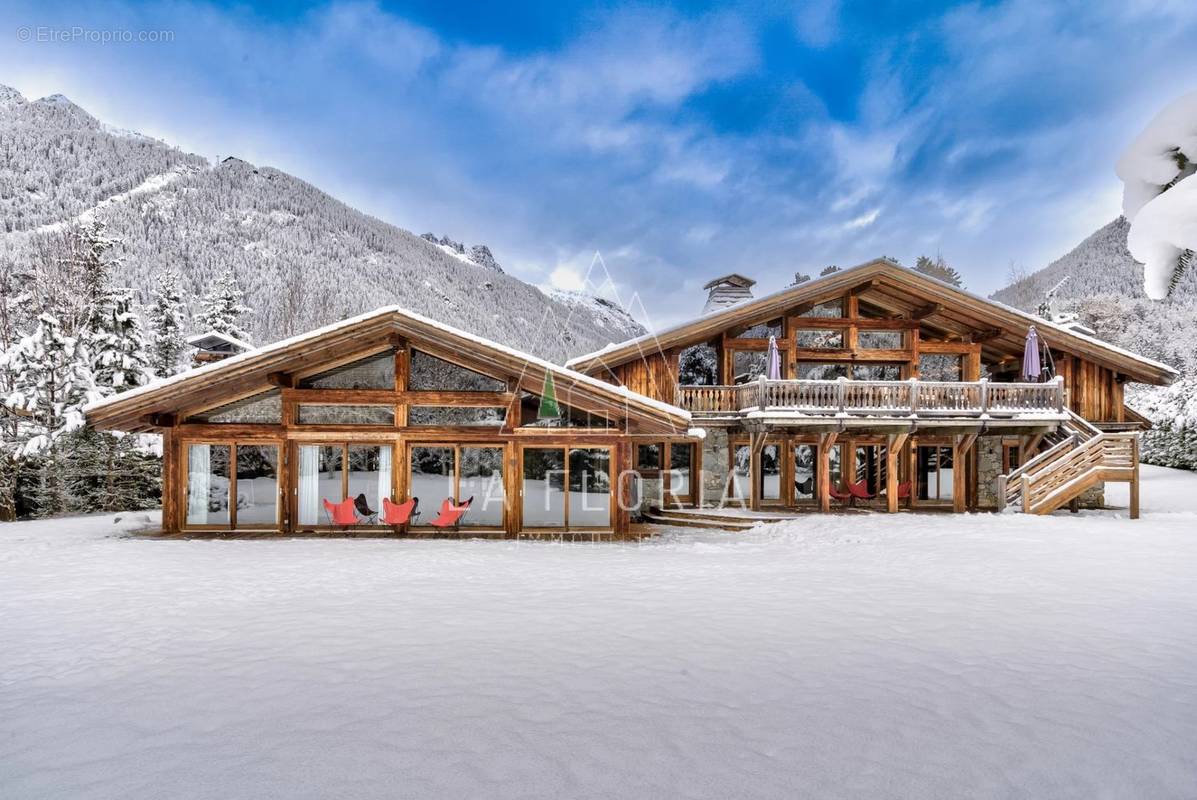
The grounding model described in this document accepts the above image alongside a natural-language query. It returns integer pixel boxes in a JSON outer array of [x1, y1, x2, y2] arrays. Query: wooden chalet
[[85, 307, 691, 537], [567, 258, 1177, 518]]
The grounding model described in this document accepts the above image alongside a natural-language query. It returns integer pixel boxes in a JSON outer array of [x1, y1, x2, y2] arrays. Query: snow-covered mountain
[[991, 216, 1197, 373], [0, 85, 643, 362], [992, 216, 1197, 469]]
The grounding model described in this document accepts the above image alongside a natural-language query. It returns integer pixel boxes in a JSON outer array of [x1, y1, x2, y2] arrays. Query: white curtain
[[187, 445, 210, 525], [377, 446, 393, 507], [298, 446, 321, 526]]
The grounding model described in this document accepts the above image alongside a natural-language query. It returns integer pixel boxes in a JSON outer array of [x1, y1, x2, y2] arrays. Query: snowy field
[[2, 467, 1196, 799]]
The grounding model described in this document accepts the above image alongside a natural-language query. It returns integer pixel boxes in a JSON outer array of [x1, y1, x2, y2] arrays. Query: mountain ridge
[[0, 84, 644, 362]]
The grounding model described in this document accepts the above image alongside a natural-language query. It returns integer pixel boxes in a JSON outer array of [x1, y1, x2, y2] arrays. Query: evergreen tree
[[913, 254, 965, 288], [2, 314, 99, 515], [537, 372, 561, 421], [62, 428, 161, 514], [791, 272, 811, 285], [820, 265, 841, 276], [70, 219, 124, 336], [88, 287, 152, 396], [0, 256, 32, 521], [197, 268, 253, 341], [146, 270, 188, 378]]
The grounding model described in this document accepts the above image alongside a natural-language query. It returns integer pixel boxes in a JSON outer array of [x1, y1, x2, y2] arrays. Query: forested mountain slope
[[0, 85, 642, 362]]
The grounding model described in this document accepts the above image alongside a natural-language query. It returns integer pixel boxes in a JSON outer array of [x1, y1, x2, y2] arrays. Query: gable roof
[[86, 306, 691, 433], [567, 258, 1177, 386]]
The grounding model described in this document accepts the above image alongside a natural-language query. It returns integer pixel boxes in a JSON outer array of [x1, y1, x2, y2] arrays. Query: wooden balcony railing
[[675, 376, 1065, 418]]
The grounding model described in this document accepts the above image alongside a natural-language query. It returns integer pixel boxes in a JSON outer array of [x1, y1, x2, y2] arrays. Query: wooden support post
[[952, 434, 977, 514], [748, 431, 767, 511], [1020, 432, 1045, 464], [886, 433, 908, 513], [161, 428, 177, 533], [1130, 434, 1140, 520], [817, 431, 837, 513]]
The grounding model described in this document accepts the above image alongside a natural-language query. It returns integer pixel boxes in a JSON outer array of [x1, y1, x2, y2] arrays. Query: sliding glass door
[[185, 442, 279, 529], [296, 442, 393, 527], [408, 443, 506, 528], [522, 446, 611, 529]]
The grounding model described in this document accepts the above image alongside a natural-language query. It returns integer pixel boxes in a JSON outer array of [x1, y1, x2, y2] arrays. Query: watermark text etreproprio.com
[[16, 26, 174, 44]]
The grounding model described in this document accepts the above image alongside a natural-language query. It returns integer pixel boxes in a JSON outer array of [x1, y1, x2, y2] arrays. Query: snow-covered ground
[[2, 467, 1196, 799]]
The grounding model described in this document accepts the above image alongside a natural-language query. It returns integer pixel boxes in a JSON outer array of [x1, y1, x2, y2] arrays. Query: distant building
[[186, 331, 253, 367]]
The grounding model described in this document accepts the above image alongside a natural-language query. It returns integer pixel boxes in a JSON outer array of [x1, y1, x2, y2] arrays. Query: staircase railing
[[998, 410, 1105, 510], [1019, 433, 1137, 515]]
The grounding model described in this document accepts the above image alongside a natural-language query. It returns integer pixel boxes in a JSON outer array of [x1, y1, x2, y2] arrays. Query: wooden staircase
[[999, 412, 1140, 517]]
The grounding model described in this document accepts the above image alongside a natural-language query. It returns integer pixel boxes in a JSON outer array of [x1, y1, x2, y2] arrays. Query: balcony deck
[[677, 377, 1067, 430]]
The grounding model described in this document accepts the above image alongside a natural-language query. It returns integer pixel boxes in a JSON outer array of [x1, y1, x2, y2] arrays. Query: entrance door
[[916, 446, 954, 504]]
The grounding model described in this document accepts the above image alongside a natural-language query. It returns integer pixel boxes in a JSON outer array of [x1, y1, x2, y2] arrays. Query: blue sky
[[4, 0, 1197, 325]]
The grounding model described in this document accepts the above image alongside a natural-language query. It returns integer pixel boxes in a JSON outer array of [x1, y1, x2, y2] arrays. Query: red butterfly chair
[[323, 497, 360, 530], [847, 480, 876, 503], [381, 497, 419, 532], [429, 496, 473, 531], [828, 485, 854, 507], [896, 482, 912, 502]]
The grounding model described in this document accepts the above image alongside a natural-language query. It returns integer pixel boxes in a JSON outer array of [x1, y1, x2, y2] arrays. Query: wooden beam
[[817, 431, 838, 513], [912, 302, 943, 320], [266, 371, 295, 388], [970, 328, 1003, 343]]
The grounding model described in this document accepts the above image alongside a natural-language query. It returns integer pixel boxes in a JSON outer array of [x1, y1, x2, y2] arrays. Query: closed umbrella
[[766, 335, 781, 380], [1022, 326, 1041, 382]]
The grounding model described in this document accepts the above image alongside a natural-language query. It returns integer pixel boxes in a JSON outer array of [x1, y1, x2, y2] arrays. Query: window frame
[[518, 444, 615, 531], [406, 441, 508, 530], [182, 439, 283, 531]]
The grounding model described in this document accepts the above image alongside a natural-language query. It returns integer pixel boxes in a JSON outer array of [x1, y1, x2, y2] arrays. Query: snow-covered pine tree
[[196, 268, 253, 341], [146, 270, 188, 378], [0, 255, 33, 520], [913, 254, 965, 288], [2, 314, 98, 514], [88, 286, 151, 396], [70, 219, 124, 336]]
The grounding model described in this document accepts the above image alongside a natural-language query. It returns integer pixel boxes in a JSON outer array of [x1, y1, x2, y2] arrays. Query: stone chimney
[[702, 274, 755, 314]]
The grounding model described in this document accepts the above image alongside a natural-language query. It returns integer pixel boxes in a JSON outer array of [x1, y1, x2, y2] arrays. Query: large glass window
[[729, 444, 751, 500], [797, 362, 849, 380], [735, 318, 783, 339], [235, 445, 279, 525], [186, 443, 279, 528], [678, 344, 718, 386], [522, 448, 566, 527], [407, 407, 506, 427], [410, 446, 455, 508], [297, 405, 395, 425], [669, 443, 694, 497], [796, 329, 844, 349], [187, 391, 281, 424], [799, 298, 844, 318], [732, 350, 768, 384], [919, 354, 963, 381], [852, 364, 902, 380], [299, 352, 394, 389], [569, 448, 611, 527], [761, 444, 781, 501], [186, 444, 231, 526], [637, 443, 661, 471], [297, 443, 391, 526], [409, 350, 505, 391], [794, 444, 816, 500], [917, 446, 954, 502], [859, 330, 905, 350], [460, 447, 505, 527]]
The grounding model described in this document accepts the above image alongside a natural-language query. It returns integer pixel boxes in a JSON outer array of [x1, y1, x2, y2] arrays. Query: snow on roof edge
[[85, 305, 691, 422], [565, 258, 1178, 380]]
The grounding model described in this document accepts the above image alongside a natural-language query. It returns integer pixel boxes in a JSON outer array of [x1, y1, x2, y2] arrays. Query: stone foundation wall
[[701, 427, 730, 506], [976, 437, 1003, 510]]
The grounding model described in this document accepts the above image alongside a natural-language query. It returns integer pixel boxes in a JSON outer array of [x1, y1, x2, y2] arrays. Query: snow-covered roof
[[565, 258, 1178, 385], [185, 330, 253, 352], [85, 305, 691, 432]]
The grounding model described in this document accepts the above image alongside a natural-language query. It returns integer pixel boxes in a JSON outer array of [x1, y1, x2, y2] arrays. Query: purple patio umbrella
[[766, 335, 781, 380], [1022, 326, 1041, 382]]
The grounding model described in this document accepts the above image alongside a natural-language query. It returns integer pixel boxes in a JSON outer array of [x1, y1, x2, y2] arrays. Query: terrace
[[677, 376, 1068, 428]]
